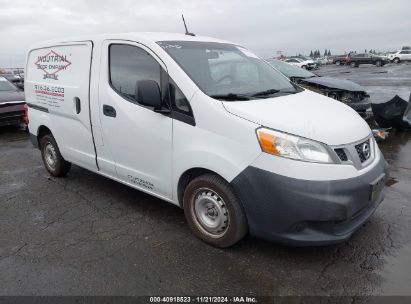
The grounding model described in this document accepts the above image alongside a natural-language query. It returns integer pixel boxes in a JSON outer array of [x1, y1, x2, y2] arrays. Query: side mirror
[[135, 80, 162, 109]]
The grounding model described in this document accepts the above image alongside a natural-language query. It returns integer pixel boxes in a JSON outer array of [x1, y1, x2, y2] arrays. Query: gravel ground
[[0, 63, 410, 297]]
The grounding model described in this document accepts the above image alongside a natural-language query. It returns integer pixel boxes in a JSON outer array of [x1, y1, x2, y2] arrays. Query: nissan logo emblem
[[362, 142, 371, 159]]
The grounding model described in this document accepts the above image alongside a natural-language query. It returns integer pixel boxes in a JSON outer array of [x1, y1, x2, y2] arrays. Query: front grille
[[334, 148, 348, 161], [332, 136, 373, 168], [355, 139, 371, 163]]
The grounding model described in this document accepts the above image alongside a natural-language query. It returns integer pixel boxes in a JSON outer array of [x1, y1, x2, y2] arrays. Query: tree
[[324, 49, 328, 57], [309, 50, 313, 57], [365, 49, 367, 53], [328, 50, 331, 56]]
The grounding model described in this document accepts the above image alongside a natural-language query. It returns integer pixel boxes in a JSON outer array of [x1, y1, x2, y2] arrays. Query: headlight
[[256, 128, 334, 163]]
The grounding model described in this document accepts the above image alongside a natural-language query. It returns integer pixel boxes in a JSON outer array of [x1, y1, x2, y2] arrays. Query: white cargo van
[[25, 33, 389, 247]]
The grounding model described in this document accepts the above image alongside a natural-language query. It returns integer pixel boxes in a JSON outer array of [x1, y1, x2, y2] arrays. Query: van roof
[[29, 32, 236, 49]]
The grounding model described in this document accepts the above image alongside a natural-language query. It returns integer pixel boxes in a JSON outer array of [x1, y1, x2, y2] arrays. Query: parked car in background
[[332, 55, 347, 65], [316, 57, 329, 65], [2, 73, 24, 90], [294, 56, 320, 69], [346, 53, 388, 67], [284, 57, 315, 69], [387, 50, 411, 63], [0, 77, 26, 127], [267, 59, 389, 141], [266, 59, 371, 118], [310, 58, 322, 69]]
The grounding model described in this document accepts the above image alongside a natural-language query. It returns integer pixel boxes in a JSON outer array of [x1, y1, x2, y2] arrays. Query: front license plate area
[[370, 173, 386, 201]]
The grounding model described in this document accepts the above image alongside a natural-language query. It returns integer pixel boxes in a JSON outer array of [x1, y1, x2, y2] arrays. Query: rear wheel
[[301, 65, 307, 69], [350, 61, 357, 68], [393, 57, 400, 64], [335, 60, 341, 66], [40, 134, 71, 177], [375, 60, 382, 67], [183, 173, 248, 248]]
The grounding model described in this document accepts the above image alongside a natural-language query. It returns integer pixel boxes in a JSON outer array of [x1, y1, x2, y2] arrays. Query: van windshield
[[157, 41, 298, 100]]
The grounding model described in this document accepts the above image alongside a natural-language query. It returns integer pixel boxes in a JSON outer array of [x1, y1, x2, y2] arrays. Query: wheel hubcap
[[44, 142, 57, 170], [193, 188, 229, 236]]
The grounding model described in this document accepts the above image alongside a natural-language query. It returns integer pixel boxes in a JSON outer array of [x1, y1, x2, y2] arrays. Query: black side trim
[[170, 110, 195, 126], [27, 103, 49, 113]]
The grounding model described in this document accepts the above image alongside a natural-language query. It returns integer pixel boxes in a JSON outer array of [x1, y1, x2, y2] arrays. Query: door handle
[[103, 104, 116, 117], [74, 97, 81, 114]]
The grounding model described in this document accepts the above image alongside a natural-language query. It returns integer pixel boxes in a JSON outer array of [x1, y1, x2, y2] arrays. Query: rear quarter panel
[[25, 42, 97, 171]]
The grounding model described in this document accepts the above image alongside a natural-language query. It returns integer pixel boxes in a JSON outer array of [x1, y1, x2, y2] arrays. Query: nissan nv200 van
[[25, 33, 389, 247]]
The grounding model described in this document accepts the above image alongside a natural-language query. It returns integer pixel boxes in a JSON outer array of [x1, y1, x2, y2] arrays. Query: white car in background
[[284, 57, 315, 70], [316, 57, 329, 65], [388, 50, 411, 63]]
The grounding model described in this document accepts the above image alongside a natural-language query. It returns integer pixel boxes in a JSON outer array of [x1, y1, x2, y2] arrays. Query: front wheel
[[350, 61, 357, 68], [183, 174, 248, 248], [335, 61, 341, 66], [301, 65, 307, 69], [375, 60, 382, 67], [393, 58, 400, 64], [40, 134, 71, 177]]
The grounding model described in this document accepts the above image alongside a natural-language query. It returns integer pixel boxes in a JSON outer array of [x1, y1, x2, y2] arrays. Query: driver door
[[98, 41, 173, 199]]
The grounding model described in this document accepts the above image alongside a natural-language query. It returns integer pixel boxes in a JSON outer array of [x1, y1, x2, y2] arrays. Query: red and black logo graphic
[[35, 50, 72, 80]]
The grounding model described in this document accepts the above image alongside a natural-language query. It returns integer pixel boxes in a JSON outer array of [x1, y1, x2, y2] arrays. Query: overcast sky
[[1, 0, 410, 67]]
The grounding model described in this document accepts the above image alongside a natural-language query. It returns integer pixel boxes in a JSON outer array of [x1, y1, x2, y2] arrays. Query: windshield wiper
[[279, 89, 298, 94], [210, 93, 250, 101], [252, 89, 280, 97]]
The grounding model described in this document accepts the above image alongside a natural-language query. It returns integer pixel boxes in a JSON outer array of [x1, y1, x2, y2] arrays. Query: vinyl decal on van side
[[127, 175, 154, 190], [34, 84, 65, 108], [35, 50, 72, 80]]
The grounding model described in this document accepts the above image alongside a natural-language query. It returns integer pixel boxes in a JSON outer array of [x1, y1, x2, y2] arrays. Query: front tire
[[350, 61, 357, 68], [375, 60, 382, 67], [393, 57, 400, 64], [301, 65, 307, 69], [335, 61, 341, 66], [40, 134, 71, 177], [183, 174, 248, 248]]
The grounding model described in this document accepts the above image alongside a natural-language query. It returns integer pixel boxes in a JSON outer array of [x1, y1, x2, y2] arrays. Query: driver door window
[[109, 44, 162, 104]]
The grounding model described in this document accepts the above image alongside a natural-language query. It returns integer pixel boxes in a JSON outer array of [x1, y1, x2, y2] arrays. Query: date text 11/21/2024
[[149, 296, 258, 303]]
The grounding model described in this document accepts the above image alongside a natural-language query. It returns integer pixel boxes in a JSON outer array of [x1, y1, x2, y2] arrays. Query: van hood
[[222, 90, 370, 146]]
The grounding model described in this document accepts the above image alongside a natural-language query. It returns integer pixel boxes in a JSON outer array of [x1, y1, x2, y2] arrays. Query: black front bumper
[[231, 156, 389, 245]]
